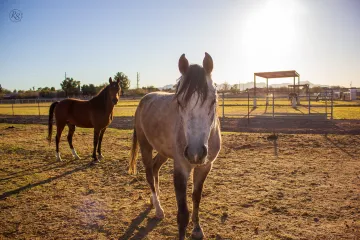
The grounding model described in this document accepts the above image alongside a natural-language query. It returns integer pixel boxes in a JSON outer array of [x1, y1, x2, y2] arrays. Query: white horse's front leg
[[191, 162, 212, 239]]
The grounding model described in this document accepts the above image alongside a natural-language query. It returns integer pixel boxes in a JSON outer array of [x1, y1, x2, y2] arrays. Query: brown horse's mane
[[175, 64, 208, 105], [90, 85, 110, 109]]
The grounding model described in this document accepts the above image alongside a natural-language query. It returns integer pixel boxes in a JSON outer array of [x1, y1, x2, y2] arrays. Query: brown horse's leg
[[67, 124, 80, 160], [140, 140, 165, 219], [174, 162, 191, 240], [191, 163, 212, 239], [55, 122, 66, 161], [97, 128, 106, 160], [153, 154, 168, 197], [92, 128, 101, 162]]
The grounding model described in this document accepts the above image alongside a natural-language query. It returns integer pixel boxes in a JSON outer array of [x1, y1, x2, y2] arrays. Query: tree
[[81, 84, 97, 96], [61, 77, 80, 97], [219, 82, 230, 91], [230, 84, 240, 93], [50, 87, 55, 91], [114, 72, 130, 95], [95, 83, 107, 93]]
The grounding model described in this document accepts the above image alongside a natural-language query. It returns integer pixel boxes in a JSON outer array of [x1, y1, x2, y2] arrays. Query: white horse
[[129, 53, 221, 239]]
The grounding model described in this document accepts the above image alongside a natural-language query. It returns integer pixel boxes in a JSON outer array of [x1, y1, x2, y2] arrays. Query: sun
[[241, 0, 298, 72]]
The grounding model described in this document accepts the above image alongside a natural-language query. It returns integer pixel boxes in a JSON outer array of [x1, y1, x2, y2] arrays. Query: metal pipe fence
[[1, 90, 358, 121]]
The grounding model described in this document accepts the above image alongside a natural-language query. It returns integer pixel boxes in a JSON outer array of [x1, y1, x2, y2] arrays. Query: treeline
[[0, 72, 165, 99]]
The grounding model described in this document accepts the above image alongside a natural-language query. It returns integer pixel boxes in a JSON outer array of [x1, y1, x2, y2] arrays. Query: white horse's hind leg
[[56, 152, 62, 161], [140, 142, 165, 219], [151, 191, 165, 219], [153, 154, 168, 196], [71, 148, 80, 160]]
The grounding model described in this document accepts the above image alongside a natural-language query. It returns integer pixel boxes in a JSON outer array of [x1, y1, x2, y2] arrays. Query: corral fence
[[218, 89, 335, 122], [0, 89, 355, 122]]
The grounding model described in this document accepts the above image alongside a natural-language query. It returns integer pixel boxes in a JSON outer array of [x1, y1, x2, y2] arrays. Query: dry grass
[[1, 98, 360, 119], [0, 124, 360, 239]]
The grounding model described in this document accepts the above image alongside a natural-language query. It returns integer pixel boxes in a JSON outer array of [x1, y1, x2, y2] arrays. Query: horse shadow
[[118, 207, 161, 240], [293, 107, 305, 114], [0, 159, 77, 182], [0, 163, 92, 200]]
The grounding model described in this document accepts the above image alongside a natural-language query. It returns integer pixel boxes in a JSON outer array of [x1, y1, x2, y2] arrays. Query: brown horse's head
[[175, 53, 218, 165], [108, 77, 121, 105]]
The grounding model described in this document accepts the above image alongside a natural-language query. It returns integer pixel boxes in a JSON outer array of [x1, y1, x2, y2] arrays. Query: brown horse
[[47, 77, 121, 163], [129, 53, 221, 239]]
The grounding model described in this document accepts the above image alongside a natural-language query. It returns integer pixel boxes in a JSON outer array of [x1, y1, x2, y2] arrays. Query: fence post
[[325, 91, 328, 119], [308, 91, 311, 114], [331, 90, 334, 120], [247, 91, 250, 124], [272, 91, 275, 118], [12, 101, 14, 116], [38, 99, 41, 117], [222, 92, 225, 119]]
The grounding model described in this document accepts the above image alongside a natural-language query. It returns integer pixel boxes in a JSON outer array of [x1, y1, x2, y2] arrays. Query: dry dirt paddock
[[0, 123, 359, 240]]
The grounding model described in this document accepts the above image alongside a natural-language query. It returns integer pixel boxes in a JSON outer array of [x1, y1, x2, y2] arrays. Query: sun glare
[[241, 0, 298, 74]]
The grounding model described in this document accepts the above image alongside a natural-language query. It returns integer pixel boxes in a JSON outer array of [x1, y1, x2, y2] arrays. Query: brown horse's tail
[[129, 128, 139, 174], [47, 101, 59, 144]]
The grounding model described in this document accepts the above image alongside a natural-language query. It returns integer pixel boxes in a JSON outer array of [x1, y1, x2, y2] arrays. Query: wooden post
[[253, 74, 257, 107], [293, 76, 295, 93], [12, 101, 14, 116], [247, 90, 250, 124], [272, 91, 275, 118], [331, 90, 334, 120], [38, 100, 40, 117], [222, 92, 225, 119], [308, 90, 311, 114], [325, 90, 328, 118], [298, 75, 300, 95], [266, 78, 268, 94]]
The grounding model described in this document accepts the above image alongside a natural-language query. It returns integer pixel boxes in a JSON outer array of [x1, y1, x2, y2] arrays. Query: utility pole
[[65, 72, 67, 80], [137, 72, 140, 89]]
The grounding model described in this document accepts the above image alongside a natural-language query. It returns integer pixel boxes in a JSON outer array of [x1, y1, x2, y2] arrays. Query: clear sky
[[1, 0, 360, 91]]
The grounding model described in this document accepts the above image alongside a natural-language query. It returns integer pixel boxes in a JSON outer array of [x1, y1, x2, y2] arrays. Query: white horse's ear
[[178, 54, 189, 75], [109, 77, 113, 84], [203, 52, 213, 74]]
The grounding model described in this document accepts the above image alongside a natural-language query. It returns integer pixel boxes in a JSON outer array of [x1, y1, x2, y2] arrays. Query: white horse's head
[[175, 53, 218, 165]]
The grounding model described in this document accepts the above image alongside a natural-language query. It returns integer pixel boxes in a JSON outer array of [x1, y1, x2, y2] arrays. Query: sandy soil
[[0, 124, 359, 239]]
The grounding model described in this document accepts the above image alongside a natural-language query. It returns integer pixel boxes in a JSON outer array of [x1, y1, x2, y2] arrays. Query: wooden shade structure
[[253, 70, 300, 95]]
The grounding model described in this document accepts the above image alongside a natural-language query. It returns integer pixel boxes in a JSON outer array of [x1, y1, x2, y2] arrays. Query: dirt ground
[[0, 124, 360, 240]]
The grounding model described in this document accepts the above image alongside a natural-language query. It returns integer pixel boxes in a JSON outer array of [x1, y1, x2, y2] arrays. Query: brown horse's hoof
[[191, 226, 204, 239], [91, 158, 100, 164]]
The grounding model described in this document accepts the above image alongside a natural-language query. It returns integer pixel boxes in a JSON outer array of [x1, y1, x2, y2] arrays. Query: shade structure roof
[[254, 70, 300, 79]]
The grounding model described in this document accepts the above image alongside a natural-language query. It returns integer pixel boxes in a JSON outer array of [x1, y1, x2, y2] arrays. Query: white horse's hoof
[[74, 155, 80, 160], [98, 154, 104, 160], [191, 226, 204, 239], [155, 208, 165, 219]]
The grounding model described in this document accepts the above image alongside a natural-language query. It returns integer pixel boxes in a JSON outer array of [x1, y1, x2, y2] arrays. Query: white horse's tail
[[129, 127, 139, 174]]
